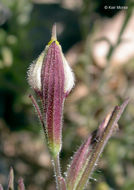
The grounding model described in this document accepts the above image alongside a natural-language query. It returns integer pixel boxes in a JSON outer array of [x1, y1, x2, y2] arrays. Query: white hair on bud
[[62, 54, 75, 93], [27, 42, 74, 94], [28, 52, 44, 91]]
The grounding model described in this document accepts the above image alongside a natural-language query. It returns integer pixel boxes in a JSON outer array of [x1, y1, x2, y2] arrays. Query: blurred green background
[[0, 0, 134, 189]]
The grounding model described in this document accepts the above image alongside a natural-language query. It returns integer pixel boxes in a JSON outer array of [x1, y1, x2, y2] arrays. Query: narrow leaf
[[8, 167, 14, 190]]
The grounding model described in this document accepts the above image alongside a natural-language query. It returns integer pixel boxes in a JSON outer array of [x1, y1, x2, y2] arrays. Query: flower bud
[[28, 24, 74, 96], [18, 178, 25, 190], [28, 24, 75, 157]]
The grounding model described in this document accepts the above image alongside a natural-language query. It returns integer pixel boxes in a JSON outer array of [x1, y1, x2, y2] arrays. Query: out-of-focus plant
[[0, 167, 25, 190], [106, 0, 134, 62], [26, 24, 128, 190], [0, 0, 33, 130]]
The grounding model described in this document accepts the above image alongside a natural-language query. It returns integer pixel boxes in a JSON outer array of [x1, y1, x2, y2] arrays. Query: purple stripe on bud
[[41, 41, 65, 156]]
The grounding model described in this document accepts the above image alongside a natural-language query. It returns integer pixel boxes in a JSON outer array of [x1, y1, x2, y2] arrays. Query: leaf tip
[[8, 167, 14, 190]]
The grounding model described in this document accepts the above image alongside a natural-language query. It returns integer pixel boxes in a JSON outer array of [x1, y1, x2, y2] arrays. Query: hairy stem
[[53, 154, 64, 190]]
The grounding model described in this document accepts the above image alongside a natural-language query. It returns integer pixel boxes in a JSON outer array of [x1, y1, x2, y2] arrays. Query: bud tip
[[51, 23, 57, 40]]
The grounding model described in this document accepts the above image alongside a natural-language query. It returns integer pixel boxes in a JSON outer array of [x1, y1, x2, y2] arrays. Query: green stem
[[53, 154, 66, 190]]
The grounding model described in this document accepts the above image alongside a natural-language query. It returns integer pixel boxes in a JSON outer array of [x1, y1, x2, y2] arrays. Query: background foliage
[[0, 0, 134, 189]]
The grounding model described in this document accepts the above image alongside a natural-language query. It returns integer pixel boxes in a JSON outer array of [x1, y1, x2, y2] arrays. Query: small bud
[[66, 136, 92, 190], [58, 176, 67, 190], [18, 178, 25, 190], [8, 167, 14, 190], [28, 24, 75, 157], [0, 184, 3, 190]]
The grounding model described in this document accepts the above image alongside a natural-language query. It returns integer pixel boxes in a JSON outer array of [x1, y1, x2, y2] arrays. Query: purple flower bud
[[28, 24, 75, 156]]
